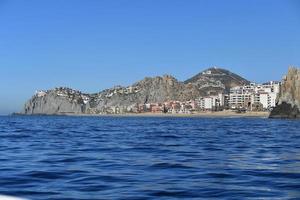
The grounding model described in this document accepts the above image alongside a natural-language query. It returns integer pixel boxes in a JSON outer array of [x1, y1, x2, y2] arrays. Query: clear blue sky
[[0, 0, 299, 114]]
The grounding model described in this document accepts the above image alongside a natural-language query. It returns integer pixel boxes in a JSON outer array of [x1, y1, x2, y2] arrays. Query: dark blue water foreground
[[0, 116, 300, 200]]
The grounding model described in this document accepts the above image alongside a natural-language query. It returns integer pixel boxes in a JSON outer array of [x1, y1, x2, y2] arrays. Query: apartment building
[[229, 81, 280, 110], [197, 94, 225, 111]]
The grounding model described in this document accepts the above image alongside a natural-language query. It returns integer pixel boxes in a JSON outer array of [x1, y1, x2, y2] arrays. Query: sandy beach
[[65, 111, 270, 118]]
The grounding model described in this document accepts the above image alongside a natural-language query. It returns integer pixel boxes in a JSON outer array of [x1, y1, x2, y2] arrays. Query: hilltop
[[185, 67, 250, 95]]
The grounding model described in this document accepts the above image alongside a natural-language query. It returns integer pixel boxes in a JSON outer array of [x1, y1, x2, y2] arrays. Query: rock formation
[[269, 67, 300, 118], [23, 88, 89, 115], [22, 67, 250, 115]]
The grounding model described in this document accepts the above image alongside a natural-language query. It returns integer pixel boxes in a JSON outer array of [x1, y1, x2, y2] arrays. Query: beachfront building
[[164, 100, 197, 114], [229, 81, 280, 110], [229, 86, 253, 109], [196, 94, 225, 111]]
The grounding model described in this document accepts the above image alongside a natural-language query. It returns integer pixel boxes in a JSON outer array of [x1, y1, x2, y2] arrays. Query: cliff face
[[22, 76, 201, 115], [22, 67, 250, 115], [131, 75, 201, 103], [23, 88, 88, 115], [269, 67, 300, 118]]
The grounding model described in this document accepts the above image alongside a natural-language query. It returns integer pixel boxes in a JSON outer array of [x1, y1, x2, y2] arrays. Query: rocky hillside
[[269, 67, 300, 118], [23, 87, 90, 115], [22, 67, 249, 115], [185, 67, 250, 95]]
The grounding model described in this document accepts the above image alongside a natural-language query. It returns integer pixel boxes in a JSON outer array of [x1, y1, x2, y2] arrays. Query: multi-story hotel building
[[196, 93, 225, 111], [229, 81, 280, 110]]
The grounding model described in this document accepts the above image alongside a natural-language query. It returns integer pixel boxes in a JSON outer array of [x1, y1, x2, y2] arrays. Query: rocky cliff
[[269, 67, 300, 118], [23, 88, 90, 115], [85, 75, 202, 114], [22, 67, 249, 115]]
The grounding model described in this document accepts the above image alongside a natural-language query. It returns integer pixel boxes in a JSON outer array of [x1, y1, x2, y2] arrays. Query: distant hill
[[185, 67, 250, 95], [22, 67, 250, 115]]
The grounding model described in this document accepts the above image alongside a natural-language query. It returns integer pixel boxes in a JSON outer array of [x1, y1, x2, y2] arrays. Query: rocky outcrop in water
[[22, 67, 249, 115], [269, 67, 300, 118]]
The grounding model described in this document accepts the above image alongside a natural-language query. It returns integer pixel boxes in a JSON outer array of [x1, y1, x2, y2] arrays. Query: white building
[[258, 93, 269, 109], [253, 91, 277, 109], [199, 97, 213, 110], [197, 94, 225, 110], [268, 92, 277, 108], [35, 90, 47, 97], [229, 81, 280, 110], [229, 86, 253, 109], [81, 95, 90, 104]]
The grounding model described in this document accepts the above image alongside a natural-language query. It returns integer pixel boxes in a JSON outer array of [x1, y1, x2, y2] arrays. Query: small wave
[[149, 162, 195, 170], [1, 116, 300, 199], [149, 190, 198, 198], [24, 171, 67, 180]]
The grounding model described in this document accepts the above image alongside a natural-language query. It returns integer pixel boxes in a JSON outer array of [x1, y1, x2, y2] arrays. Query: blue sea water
[[0, 116, 300, 200]]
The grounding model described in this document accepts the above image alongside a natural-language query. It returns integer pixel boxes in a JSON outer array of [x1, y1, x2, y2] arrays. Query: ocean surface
[[0, 116, 300, 200]]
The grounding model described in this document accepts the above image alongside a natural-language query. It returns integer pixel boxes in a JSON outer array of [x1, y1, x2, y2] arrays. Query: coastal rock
[[269, 67, 300, 118], [23, 88, 89, 115], [269, 102, 300, 118]]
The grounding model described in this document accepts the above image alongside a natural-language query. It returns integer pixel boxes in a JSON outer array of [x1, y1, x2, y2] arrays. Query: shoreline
[[13, 111, 270, 118], [89, 111, 270, 118]]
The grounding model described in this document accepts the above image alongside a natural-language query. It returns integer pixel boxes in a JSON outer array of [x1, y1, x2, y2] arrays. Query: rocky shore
[[269, 67, 300, 119]]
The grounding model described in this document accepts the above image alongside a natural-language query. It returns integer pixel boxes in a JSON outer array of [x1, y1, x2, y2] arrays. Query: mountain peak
[[184, 67, 250, 94]]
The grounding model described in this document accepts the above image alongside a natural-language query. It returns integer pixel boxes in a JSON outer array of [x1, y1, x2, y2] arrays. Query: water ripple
[[0, 116, 299, 199]]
